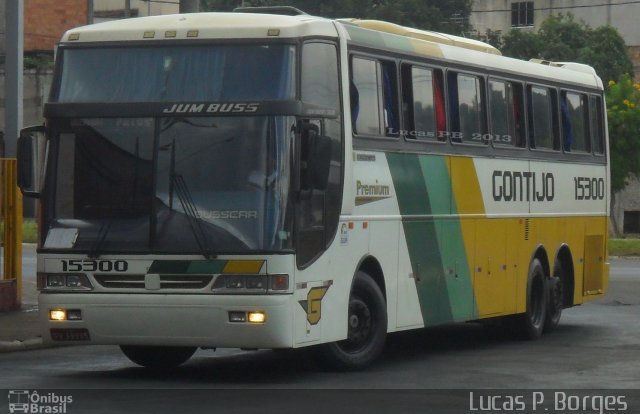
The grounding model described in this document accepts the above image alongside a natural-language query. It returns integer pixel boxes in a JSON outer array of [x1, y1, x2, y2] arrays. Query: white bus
[[18, 7, 609, 370]]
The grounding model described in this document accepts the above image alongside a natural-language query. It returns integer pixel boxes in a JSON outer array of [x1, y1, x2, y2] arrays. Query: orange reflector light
[[270, 274, 289, 291], [348, 222, 354, 229], [49, 309, 66, 321], [363, 222, 368, 229], [248, 312, 266, 324]]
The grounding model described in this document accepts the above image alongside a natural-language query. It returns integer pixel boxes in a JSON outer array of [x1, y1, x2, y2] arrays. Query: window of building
[[623, 211, 640, 234], [511, 2, 534, 27], [489, 79, 525, 147], [561, 91, 590, 153]]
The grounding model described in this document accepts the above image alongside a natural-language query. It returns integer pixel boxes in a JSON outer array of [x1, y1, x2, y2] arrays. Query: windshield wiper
[[171, 173, 216, 259]]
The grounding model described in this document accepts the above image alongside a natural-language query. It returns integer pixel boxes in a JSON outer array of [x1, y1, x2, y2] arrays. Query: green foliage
[[200, 0, 473, 33], [24, 54, 54, 71], [500, 14, 633, 84], [609, 239, 640, 256], [606, 75, 640, 192], [500, 29, 542, 60]]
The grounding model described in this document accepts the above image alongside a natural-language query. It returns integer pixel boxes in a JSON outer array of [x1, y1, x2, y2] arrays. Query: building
[[1, 0, 180, 139], [470, 0, 640, 78], [92, 0, 179, 23]]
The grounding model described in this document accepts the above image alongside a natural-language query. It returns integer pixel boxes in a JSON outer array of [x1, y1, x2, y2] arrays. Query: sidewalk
[[0, 303, 43, 352], [0, 246, 45, 352]]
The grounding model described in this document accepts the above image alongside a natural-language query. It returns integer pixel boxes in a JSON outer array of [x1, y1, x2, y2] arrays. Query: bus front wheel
[[517, 258, 548, 340], [320, 271, 387, 370], [120, 345, 196, 369]]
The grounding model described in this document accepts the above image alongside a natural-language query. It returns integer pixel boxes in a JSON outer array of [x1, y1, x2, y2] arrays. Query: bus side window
[[489, 79, 525, 148], [448, 71, 486, 144], [381, 61, 399, 137], [351, 57, 399, 138], [590, 95, 605, 155], [351, 57, 382, 136], [401, 64, 437, 141], [561, 91, 590, 153], [528, 85, 559, 151], [434, 70, 446, 140]]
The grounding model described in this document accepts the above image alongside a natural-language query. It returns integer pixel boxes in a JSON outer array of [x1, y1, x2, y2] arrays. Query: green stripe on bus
[[148, 260, 227, 274], [387, 152, 453, 324], [419, 156, 476, 321], [388, 153, 477, 324]]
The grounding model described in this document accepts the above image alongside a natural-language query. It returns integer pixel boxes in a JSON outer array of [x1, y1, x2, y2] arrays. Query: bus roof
[[60, 11, 602, 90], [60, 12, 339, 43]]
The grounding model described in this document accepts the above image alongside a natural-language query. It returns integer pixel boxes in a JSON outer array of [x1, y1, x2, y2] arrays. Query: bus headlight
[[38, 273, 93, 291], [212, 274, 289, 294]]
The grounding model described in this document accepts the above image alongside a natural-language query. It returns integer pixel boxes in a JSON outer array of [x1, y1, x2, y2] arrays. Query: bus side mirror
[[17, 125, 47, 198], [298, 122, 331, 200]]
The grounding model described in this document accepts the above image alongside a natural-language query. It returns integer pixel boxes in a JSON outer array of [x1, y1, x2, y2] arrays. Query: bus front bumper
[[39, 293, 293, 349]]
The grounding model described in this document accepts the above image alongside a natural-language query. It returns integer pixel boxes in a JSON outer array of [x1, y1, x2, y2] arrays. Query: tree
[[200, 0, 473, 34], [607, 76, 640, 193], [500, 14, 633, 84]]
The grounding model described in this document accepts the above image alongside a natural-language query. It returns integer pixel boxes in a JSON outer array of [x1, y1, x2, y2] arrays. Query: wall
[[0, 69, 54, 145], [612, 177, 640, 236], [24, 0, 88, 51], [93, 0, 179, 22]]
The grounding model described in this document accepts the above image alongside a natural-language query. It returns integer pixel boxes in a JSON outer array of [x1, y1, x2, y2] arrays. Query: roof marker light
[[143, 31, 155, 39]]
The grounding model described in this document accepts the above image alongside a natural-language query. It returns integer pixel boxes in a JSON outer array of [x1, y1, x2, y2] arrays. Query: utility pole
[[179, 0, 199, 13], [5, 0, 24, 157]]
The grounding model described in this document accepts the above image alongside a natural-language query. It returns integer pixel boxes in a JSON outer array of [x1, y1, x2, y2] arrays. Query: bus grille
[[94, 274, 213, 290]]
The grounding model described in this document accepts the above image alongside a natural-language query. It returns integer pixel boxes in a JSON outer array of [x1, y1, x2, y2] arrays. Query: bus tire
[[120, 345, 196, 369], [544, 260, 564, 333], [517, 258, 548, 340], [320, 271, 387, 370]]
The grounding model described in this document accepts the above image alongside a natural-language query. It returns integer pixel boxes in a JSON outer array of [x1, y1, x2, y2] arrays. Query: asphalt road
[[1, 257, 638, 413]]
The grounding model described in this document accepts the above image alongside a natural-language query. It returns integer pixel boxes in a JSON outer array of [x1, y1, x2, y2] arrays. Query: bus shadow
[[63, 321, 596, 385]]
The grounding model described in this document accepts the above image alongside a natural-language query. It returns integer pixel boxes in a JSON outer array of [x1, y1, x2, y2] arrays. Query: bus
[[17, 7, 609, 370]]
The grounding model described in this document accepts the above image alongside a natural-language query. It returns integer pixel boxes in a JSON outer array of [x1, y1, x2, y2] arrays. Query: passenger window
[[401, 65, 438, 140], [590, 96, 605, 155], [350, 56, 398, 137], [489, 79, 525, 147], [448, 72, 486, 144], [528, 85, 558, 150], [561, 91, 590, 153], [351, 57, 381, 136]]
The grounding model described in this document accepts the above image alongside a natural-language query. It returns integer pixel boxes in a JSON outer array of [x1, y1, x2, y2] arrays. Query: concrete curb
[[0, 337, 48, 353]]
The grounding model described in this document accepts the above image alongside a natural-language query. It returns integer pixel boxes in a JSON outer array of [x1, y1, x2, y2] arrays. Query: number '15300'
[[61, 259, 128, 272]]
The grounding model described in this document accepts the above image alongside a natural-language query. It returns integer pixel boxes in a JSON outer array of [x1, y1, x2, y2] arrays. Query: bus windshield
[[56, 44, 296, 102], [45, 116, 294, 254]]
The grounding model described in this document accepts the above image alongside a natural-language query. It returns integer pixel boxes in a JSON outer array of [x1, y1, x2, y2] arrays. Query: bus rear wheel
[[320, 271, 387, 370], [517, 258, 548, 340], [544, 260, 564, 333], [120, 345, 196, 369]]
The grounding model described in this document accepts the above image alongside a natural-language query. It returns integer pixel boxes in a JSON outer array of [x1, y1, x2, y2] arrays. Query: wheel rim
[[338, 295, 375, 353]]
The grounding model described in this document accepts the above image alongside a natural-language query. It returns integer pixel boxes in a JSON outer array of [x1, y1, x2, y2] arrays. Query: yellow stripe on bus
[[223, 260, 265, 274]]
